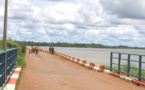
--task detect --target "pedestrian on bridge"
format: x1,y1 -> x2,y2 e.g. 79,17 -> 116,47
35,47 -> 39,54
49,46 -> 52,54
51,47 -> 55,54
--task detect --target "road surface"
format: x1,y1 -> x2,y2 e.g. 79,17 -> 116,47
17,50 -> 145,90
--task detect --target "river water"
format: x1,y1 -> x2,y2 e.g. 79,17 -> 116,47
39,46 -> 145,66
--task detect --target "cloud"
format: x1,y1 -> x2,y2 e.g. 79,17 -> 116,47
99,0 -> 145,19
43,2 -> 81,23
98,25 -> 144,46
0,0 -> 145,47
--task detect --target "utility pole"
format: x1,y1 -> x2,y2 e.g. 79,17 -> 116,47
3,0 -> 8,50
3,0 -> 8,84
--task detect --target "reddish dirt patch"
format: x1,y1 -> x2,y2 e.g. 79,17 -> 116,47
17,50 -> 145,90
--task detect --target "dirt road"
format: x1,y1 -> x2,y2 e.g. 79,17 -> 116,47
17,51 -> 145,90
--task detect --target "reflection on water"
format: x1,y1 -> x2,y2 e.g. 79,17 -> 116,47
40,46 -> 145,66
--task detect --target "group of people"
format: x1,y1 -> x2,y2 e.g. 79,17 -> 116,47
28,46 -> 54,54
49,46 -> 55,54
28,46 -> 39,54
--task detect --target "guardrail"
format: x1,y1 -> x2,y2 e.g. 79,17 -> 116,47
110,52 -> 145,81
0,48 -> 17,88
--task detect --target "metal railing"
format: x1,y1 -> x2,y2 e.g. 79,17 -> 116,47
110,52 -> 145,81
0,48 -> 17,88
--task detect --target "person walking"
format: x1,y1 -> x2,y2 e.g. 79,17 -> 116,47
35,46 -> 39,54
49,46 -> 52,54
51,47 -> 54,54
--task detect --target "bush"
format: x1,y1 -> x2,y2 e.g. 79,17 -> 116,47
0,40 -> 2,50
0,39 -> 26,68
16,54 -> 26,68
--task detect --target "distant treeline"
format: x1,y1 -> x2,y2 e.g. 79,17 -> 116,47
16,41 -> 145,49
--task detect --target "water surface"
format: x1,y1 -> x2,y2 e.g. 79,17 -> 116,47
40,46 -> 145,66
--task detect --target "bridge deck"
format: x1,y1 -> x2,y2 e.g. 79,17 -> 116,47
17,50 -> 145,90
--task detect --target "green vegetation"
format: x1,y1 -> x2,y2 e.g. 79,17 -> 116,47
104,65 -> 110,70
111,64 -> 145,80
0,39 -> 26,68
17,41 -> 145,49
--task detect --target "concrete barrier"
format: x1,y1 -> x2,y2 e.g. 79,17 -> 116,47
55,52 -> 105,71
3,67 -> 21,90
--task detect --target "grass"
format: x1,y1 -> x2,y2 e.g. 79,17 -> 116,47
104,65 -> 110,70
104,62 -> 145,81
110,64 -> 145,81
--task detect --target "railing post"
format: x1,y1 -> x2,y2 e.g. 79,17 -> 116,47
127,54 -> 130,77
110,52 -> 113,71
138,55 -> 142,81
4,51 -> 7,85
118,53 -> 121,74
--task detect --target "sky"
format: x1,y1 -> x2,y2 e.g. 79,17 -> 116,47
0,0 -> 145,47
